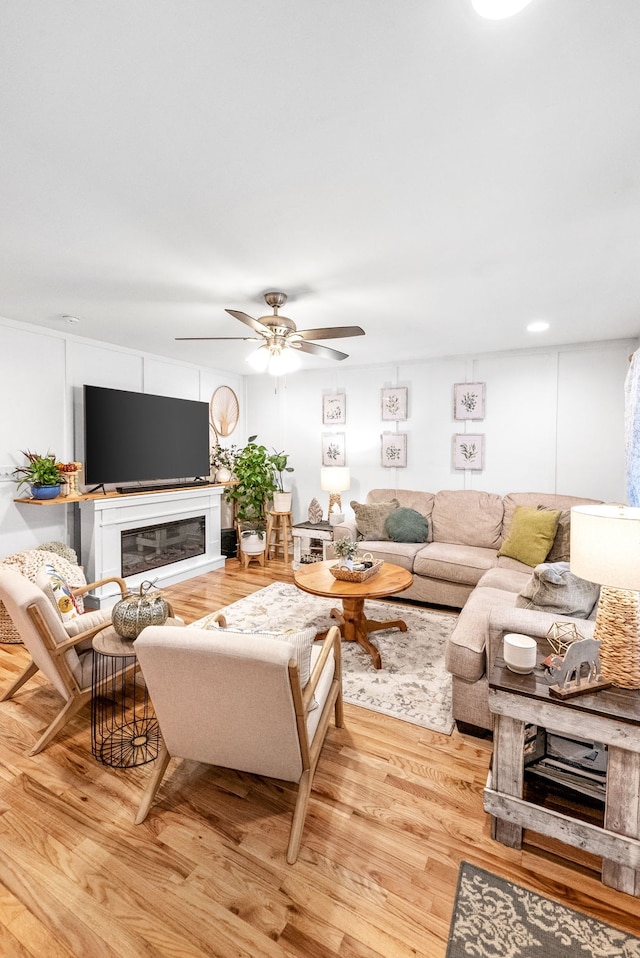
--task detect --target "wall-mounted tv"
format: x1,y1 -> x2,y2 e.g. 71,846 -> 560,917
83,385 -> 210,488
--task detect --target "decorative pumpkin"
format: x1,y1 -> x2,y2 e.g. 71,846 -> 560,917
112,580 -> 169,639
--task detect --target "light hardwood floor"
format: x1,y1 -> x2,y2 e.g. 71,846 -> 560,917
0,558 -> 638,956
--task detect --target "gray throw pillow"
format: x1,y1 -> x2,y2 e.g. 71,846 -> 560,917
515,562 -> 600,618
351,499 -> 399,540
385,507 -> 429,543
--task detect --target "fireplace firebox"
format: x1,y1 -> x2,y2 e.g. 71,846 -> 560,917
121,516 -> 206,577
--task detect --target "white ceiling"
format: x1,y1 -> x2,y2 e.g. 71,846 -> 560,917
1,0 -> 639,375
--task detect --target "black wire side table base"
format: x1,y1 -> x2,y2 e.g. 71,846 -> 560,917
91,624 -> 162,768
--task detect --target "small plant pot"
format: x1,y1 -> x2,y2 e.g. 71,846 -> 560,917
241,532 -> 266,555
273,492 -> 292,512
31,484 -> 61,500
215,467 -> 232,483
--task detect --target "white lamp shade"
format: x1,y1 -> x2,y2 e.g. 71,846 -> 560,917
570,505 -> 640,591
320,466 -> 350,493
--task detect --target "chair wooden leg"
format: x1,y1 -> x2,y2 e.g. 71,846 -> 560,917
135,743 -> 172,824
0,660 -> 38,701
287,768 -> 313,864
30,688 -> 92,755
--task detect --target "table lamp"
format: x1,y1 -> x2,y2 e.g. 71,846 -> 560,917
320,466 -> 350,523
570,504 -> 640,689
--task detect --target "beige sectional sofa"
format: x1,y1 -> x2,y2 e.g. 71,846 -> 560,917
334,488 -> 602,733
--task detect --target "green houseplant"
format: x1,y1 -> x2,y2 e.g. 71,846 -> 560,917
13,451 -> 67,500
224,436 -> 278,554
270,448 -> 294,512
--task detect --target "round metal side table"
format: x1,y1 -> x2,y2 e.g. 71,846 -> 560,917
91,620 -> 180,768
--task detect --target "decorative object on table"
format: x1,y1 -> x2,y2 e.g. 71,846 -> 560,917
332,535 -> 359,570
210,441 -> 238,483
446,861 -> 640,958
452,433 -> 485,470
12,450 -> 67,500
541,637 -> 612,698
330,556 -> 382,583
381,431 -> 407,467
270,447 -> 294,512
503,633 -> 537,674
320,465 -> 350,516
209,385 -> 239,437
111,580 -> 169,640
381,386 -> 408,421
322,392 -> 346,425
546,621 -> 585,656
453,381 -> 485,420
307,497 -> 323,523
58,461 -> 82,496
570,503 -> 640,689
190,581 -> 456,734
321,432 -> 346,467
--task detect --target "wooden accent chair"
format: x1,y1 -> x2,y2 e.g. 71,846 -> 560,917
0,567 -> 128,755
134,618 -> 344,863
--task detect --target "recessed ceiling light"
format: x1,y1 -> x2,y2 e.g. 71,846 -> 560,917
61,314 -> 80,325
471,0 -> 535,19
527,320 -> 550,333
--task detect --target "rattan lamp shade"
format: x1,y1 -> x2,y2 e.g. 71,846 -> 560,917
570,505 -> 640,689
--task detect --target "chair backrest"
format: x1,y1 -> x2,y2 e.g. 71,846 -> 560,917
135,625 -> 308,782
0,567 -> 84,699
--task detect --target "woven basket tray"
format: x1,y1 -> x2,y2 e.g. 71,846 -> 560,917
330,559 -> 383,583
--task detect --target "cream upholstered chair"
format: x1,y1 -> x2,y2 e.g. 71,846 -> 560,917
134,617 -> 344,864
0,566 -> 128,755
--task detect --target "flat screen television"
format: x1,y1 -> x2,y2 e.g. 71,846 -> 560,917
83,385 -> 210,488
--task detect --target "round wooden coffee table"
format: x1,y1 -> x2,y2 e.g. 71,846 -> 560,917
294,559 -> 413,669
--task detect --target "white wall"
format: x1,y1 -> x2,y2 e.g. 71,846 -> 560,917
246,339 -> 636,525
0,317 -> 245,558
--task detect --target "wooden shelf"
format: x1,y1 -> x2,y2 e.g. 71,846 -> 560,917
14,483 -> 230,506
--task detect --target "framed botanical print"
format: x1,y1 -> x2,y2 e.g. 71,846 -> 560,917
322,393 -> 346,425
454,382 -> 485,420
381,432 -> 407,467
453,433 -> 485,470
321,432 -> 346,467
381,386 -> 408,421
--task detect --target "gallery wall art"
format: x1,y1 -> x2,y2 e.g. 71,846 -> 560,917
453,433 -> 485,470
454,382 -> 485,420
381,386 -> 408,421
381,432 -> 407,467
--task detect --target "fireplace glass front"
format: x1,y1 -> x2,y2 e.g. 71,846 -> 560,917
121,516 -> 206,577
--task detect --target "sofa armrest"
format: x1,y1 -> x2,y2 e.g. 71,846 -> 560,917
485,608 -> 596,678
332,521 -> 357,541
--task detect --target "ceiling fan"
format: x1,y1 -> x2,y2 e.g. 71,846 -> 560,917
176,291 -> 365,373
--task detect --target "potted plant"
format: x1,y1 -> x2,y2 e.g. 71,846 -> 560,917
210,442 -> 238,483
224,436 -> 278,558
12,451 -> 67,500
333,536 -> 360,570
270,448 -> 294,512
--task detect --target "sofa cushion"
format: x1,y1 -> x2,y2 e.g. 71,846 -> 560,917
344,540 -> 424,572
515,562 -> 600,618
431,490 -> 503,548
385,507 -> 429,543
476,567 -> 532,594
497,506 -> 560,567
541,507 -> 571,562
413,542 -> 498,587
367,489 -> 435,542
501,492 -> 602,540
351,499 -> 399,540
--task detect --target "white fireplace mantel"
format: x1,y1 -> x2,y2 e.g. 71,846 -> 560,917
79,487 -> 225,607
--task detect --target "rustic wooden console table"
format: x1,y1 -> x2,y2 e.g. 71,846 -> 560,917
484,638 -> 640,897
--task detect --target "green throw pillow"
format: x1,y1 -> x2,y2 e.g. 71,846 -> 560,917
385,507 -> 429,543
498,505 -> 561,567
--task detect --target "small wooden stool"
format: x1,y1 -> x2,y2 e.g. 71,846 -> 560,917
266,510 -> 293,561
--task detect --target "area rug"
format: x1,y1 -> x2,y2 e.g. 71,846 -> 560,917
189,581 -> 456,734
446,862 -> 640,957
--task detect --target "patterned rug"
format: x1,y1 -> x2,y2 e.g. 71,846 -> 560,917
447,862 -> 640,957
190,581 -> 456,734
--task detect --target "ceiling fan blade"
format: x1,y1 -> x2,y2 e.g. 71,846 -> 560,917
225,308 -> 272,336
175,336 -> 261,341
297,325 -> 365,341
298,340 -> 349,361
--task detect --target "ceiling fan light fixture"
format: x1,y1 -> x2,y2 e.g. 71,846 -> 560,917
246,345 -> 271,372
471,0 -> 534,19
268,346 -> 301,376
